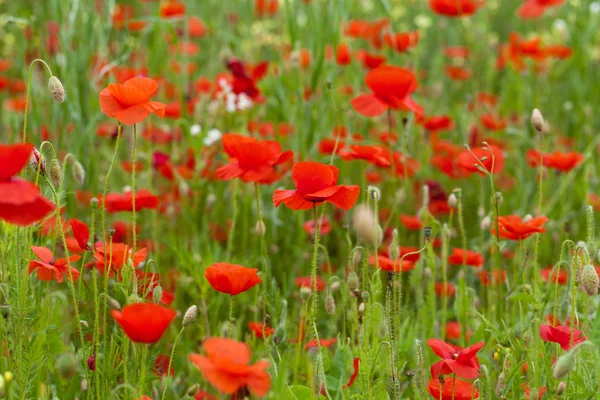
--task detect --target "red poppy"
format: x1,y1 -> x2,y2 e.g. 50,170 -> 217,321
343,358 -> 360,388
393,152 -> 420,178
372,252 -> 416,272
294,276 -> 326,292
399,214 -> 422,231
335,43 -> 352,65
0,143 -> 55,226
435,283 -> 456,297
427,377 -> 479,400
226,58 -> 268,102
189,337 -> 270,396
111,303 -> 176,343
445,65 -> 472,81
29,246 -> 81,283
480,114 -> 508,131
491,215 -> 548,241
354,50 -> 387,70
456,145 -> 504,176
304,338 -> 337,350
540,267 -> 568,285
445,321 -> 472,341
248,322 -> 274,339
383,31 -> 420,53
351,66 -> 422,117
429,0 -> 482,17
92,243 -> 147,275
216,134 -> 293,182
99,77 -> 166,125
104,189 -> 159,212
159,0 -> 186,18
478,270 -> 506,286
204,263 -> 262,296
153,354 -> 174,377
428,339 -> 484,379
421,115 -> 454,132
527,149 -> 584,172
273,162 -> 360,211
339,145 -> 391,167
522,384 -> 547,400
67,218 -> 91,253
255,0 -> 279,17
539,324 -> 586,350
517,0 -> 565,19
448,248 -> 484,267
303,216 -> 332,237
444,46 -> 469,59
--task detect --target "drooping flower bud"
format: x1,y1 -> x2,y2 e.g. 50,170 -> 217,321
531,108 -> 544,132
481,216 -> 492,230
183,305 -> 198,327
152,286 -> 163,304
48,158 -> 62,188
29,147 -> 46,175
556,381 -> 566,396
347,271 -> 360,291
495,372 -> 506,396
553,350 -> 576,379
56,353 -> 77,379
48,76 -> 65,103
325,295 -> 335,315
187,384 -> 200,397
353,204 -> 377,243
72,160 -> 85,186
580,264 -> 599,296
448,193 -> 457,209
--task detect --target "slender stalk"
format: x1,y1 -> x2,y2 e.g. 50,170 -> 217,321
228,295 -> 235,337
254,183 -> 270,292
533,128 -> 543,297
101,123 -> 122,239
131,123 -> 138,252
23,59 -> 54,143
161,327 -> 185,400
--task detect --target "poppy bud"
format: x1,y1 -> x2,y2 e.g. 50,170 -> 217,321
481,216 -> 491,230
352,249 -> 362,268
396,188 -> 406,204
496,372 -> 506,396
330,281 -> 340,292
255,220 -> 266,236
325,295 -> 335,315
358,302 -> 365,315
448,193 -> 457,209
81,378 -> 88,391
352,204 -> 377,243
103,294 -> 121,311
90,197 -> 99,208
273,325 -> 286,344
494,191 -> 502,204
580,264 -> 599,296
557,381 -> 566,395
422,184 -> 430,206
152,286 -> 163,304
312,369 -> 323,395
87,354 -> 96,371
71,160 -> 85,186
553,350 -> 576,379
48,158 -> 62,189
48,76 -> 65,103
361,291 -> 369,301
368,186 -> 381,201
386,377 -> 400,399
477,206 -> 485,218
29,147 -> 46,175
347,271 -> 360,291
531,108 -> 544,132
529,388 -> 539,400
187,384 -> 200,397
379,319 -> 388,337
523,214 -> 533,223
423,226 -> 432,240
206,193 -> 217,208
300,286 -> 312,300
423,267 -> 432,279
183,305 -> 198,327
56,353 -> 77,379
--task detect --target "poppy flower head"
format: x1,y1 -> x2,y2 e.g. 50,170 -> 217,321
111,303 -> 176,344
456,145 -> 505,176
492,214 -> 548,241
29,246 -> 81,283
428,339 -> 484,379
539,324 -> 586,350
99,77 -> 166,125
428,377 -> 479,400
429,0 -> 483,17
204,262 -> 262,296
448,248 -> 484,267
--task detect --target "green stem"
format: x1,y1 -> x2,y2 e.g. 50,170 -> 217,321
131,123 -> 138,252
23,59 -> 54,143
161,328 -> 185,400
101,123 -> 122,240
228,295 -> 235,337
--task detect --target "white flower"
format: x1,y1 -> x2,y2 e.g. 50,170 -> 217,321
203,129 -> 222,146
237,93 -> 253,110
225,94 -> 237,113
190,124 -> 202,137
218,78 -> 232,93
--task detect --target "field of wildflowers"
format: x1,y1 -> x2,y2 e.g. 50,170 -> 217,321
1,0 -> 600,399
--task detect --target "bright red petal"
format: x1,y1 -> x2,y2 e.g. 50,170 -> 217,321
351,94 -> 388,117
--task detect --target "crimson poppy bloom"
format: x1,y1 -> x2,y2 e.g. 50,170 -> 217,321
66,218 -> 91,253
104,189 -> 160,212
383,31 -> 420,53
399,214 -> 422,231
343,358 -> 360,388
368,254 -> 415,272
526,149 -> 584,172
294,276 -> 326,292
428,339 -> 484,379
335,43 -> 352,65
539,324 -> 586,350
153,354 -> 174,377
448,248 -> 484,267
456,145 -> 504,176
216,134 -> 293,182
517,0 -> 565,19
421,115 -> 454,132
491,215 -> 548,241
273,161 -> 360,211
304,338 -> 337,350
99,77 -> 166,125
354,50 -> 387,70
189,337 -> 270,396
339,145 -> 391,167
351,66 -> 422,117
92,243 -> 147,275
429,0 -> 482,17
0,143 -> 54,226
428,377 -> 479,400
444,322 -> 472,341
159,0 -> 186,18
478,270 -> 506,286
435,283 -> 456,297
303,216 -> 332,237
445,65 -> 472,81
205,263 -> 262,296
540,268 -> 568,285
248,322 -> 274,339
29,246 -> 81,283
111,303 -> 176,343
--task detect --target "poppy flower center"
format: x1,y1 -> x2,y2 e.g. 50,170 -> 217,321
452,352 -> 459,360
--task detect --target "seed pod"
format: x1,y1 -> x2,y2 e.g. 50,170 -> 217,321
347,271 -> 359,291
152,286 -> 163,304
580,264 -> 599,295
448,193 -> 458,209
48,158 -> 62,188
531,108 -> 544,132
56,353 -> 77,379
183,305 -> 198,327
72,160 -> 85,185
553,350 -> 576,379
368,186 -> 381,201
48,76 -> 65,103
325,295 -> 335,315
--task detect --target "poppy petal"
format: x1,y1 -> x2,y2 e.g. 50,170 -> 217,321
291,161 -> 338,195
324,185 -> 360,210
0,143 -> 34,180
351,94 -> 388,117
273,190 -> 314,210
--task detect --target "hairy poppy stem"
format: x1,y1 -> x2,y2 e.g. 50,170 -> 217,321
254,182 -> 270,291
101,123 -> 122,241
131,123 -> 138,252
22,59 -> 54,143
533,128 -> 543,298
456,190 -> 468,347
228,295 -> 235,337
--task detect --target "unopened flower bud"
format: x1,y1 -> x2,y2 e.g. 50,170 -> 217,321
48,158 -> 62,188
48,76 -> 65,103
187,384 -> 200,397
72,160 -> 85,185
531,108 -> 544,132
368,186 -> 381,201
523,329 -> 533,347
396,188 -> 406,204
352,250 -> 362,268
422,184 -> 430,206
273,325 -> 286,344
103,295 -> 121,311
361,291 -> 369,301
56,353 -> 77,379
312,370 -> 323,395
347,271 -> 359,291
556,381 -> 566,395
152,286 -> 163,304
255,220 -> 266,236
580,264 -> 599,296
300,286 -> 312,300
330,281 -> 340,292
29,147 -> 46,175
81,378 -> 88,391
387,377 -> 400,399
523,214 -> 533,223
353,204 -> 377,243
495,372 -> 506,396
183,305 -> 198,327
358,302 -> 365,315
325,295 -> 335,315
448,193 -> 457,209
90,197 -> 99,208
477,206 -> 485,218
481,216 -> 492,230
553,350 -> 576,379
529,388 -> 539,400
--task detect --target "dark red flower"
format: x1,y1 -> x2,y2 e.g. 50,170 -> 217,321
111,303 -> 176,343
399,214 -> 422,231
303,216 -> 332,237
343,358 -> 360,388
273,161 -> 360,211
104,189 -> 159,212
540,267 -> 568,285
428,339 -> 484,379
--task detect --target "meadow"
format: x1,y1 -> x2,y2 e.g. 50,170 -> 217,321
1,0 -> 600,399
